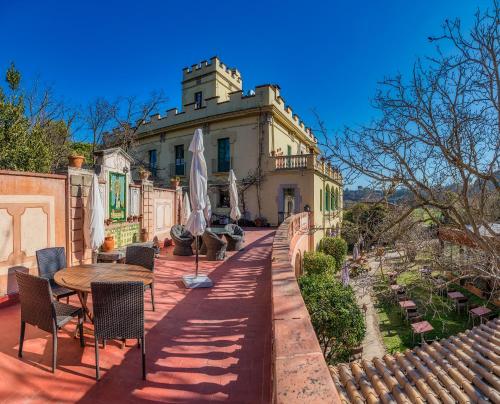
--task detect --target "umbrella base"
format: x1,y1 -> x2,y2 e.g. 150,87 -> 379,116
182,274 -> 213,288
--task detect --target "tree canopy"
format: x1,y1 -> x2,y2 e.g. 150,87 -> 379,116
0,63 -> 90,173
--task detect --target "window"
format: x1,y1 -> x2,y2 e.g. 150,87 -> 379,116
325,185 -> 330,211
219,188 -> 230,208
194,91 -> 202,109
331,189 -> 335,211
286,145 -> 292,168
217,138 -> 230,172
174,145 -> 185,176
148,149 -> 157,176
320,189 -> 323,211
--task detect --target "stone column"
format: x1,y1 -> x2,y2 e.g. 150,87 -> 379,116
141,180 -> 154,241
68,168 -> 94,265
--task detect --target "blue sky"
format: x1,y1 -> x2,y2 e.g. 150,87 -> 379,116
0,1 -> 490,146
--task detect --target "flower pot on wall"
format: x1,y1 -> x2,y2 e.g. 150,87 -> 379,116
68,155 -> 85,169
141,228 -> 149,242
102,236 -> 115,252
139,170 -> 150,181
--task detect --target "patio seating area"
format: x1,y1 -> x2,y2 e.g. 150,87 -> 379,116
0,228 -> 273,403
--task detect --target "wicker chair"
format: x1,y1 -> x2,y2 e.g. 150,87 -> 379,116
125,246 -> 155,311
91,281 -> 145,380
202,230 -> 227,261
224,224 -> 245,251
16,271 -> 84,373
36,247 -> 76,303
170,225 -> 194,256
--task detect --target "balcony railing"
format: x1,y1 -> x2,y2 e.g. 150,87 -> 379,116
272,154 -> 342,182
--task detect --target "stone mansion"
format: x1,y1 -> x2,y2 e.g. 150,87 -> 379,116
113,57 -> 342,246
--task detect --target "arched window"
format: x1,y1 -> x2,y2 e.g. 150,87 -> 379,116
325,185 -> 330,211
336,188 -> 340,210
320,189 -> 323,211
331,187 -> 335,211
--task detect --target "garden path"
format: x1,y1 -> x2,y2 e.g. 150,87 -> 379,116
350,255 -> 386,360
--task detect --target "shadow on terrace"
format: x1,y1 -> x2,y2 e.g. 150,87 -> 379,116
0,228 -> 274,403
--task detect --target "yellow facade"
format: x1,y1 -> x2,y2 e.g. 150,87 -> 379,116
130,57 -> 342,243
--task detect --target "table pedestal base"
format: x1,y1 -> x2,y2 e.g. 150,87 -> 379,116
182,275 -> 213,288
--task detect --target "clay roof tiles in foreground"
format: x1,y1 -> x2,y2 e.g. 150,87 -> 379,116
331,318 -> 500,403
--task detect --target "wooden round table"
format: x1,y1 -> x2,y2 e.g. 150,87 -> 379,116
54,263 -> 154,322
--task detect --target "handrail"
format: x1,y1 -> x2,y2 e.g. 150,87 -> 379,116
270,212 -> 341,403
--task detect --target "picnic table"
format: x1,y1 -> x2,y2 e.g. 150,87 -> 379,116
412,320 -> 434,343
448,291 -> 465,300
399,300 -> 416,310
470,306 -> 492,325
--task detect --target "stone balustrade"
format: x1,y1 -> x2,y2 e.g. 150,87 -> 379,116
271,212 -> 341,403
272,154 -> 342,183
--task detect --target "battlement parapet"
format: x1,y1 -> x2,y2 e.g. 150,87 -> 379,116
107,83 -> 316,146
182,56 -> 242,84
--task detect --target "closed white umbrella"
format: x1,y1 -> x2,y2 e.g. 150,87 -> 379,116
182,192 -> 191,225
84,174 -> 105,263
204,194 -> 212,225
228,169 -> 241,223
183,128 -> 212,288
353,243 -> 360,261
341,262 -> 350,287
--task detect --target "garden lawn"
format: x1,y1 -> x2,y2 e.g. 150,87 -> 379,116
374,269 -> 498,353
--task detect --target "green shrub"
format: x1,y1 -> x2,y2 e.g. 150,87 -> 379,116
318,237 -> 348,271
303,251 -> 335,276
299,274 -> 366,364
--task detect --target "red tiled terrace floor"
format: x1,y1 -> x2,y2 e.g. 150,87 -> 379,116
0,228 -> 274,403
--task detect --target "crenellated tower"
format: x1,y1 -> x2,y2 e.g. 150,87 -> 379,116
181,56 -> 242,108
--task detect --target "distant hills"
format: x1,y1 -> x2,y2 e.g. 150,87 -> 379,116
343,186 -> 412,207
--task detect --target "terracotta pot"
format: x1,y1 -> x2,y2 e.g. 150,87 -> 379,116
139,171 -> 150,180
141,229 -> 149,242
102,236 -> 115,252
170,179 -> 180,189
68,155 -> 85,169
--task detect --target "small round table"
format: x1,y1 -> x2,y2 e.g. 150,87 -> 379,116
54,263 -> 154,322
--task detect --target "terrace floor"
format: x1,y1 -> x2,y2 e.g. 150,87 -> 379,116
0,228 -> 274,403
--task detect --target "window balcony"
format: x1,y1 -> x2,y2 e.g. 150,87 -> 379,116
272,154 -> 342,182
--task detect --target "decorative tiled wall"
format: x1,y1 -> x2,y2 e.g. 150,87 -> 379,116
106,223 -> 141,248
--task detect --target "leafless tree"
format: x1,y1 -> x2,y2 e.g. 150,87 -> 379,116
23,76 -> 79,169
103,91 -> 168,153
319,2 -> 500,281
84,97 -> 116,161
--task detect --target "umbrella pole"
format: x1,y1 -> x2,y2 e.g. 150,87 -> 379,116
195,236 -> 199,278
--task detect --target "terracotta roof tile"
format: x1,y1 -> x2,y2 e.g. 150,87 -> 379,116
333,319 -> 500,403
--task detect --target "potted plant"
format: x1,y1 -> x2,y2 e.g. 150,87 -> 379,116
170,176 -> 181,189
102,234 -> 115,252
68,151 -> 85,169
138,166 -> 150,181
